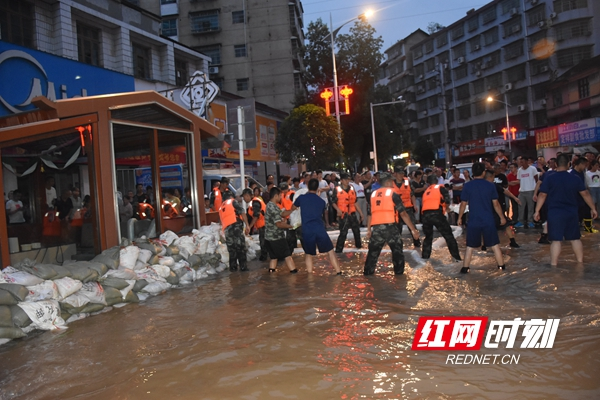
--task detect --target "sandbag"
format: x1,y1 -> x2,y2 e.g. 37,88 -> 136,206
166,245 -> 180,256
132,279 -> 148,292
66,313 -> 89,323
63,264 -> 95,282
78,282 -> 106,305
159,230 -> 178,246
51,265 -> 72,279
187,255 -> 202,269
135,268 -> 166,283
25,281 -> 59,302
119,246 -> 140,269
1,267 -> 44,286
119,280 -> 135,299
102,287 -> 123,306
136,241 -> 160,255
92,254 -> 119,270
60,302 -> 86,315
79,303 -> 105,314
124,290 -> 139,303
17,300 -> 67,330
165,271 -> 179,286
171,254 -> 184,263
9,305 -> 32,327
141,281 -> 171,295
150,265 -> 172,278
148,255 -> 160,265
173,236 -> 197,257
100,277 -> 130,290
157,257 -> 175,267
54,277 -> 83,300
20,263 -> 58,280
0,326 -> 26,339
104,268 -> 137,280
0,306 -> 14,327
0,289 -> 18,306
178,267 -> 195,284
137,249 -> 152,264
61,293 -> 91,308
83,262 -> 108,277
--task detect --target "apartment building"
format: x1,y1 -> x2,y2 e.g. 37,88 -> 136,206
136,0 -> 306,112
408,0 -> 600,159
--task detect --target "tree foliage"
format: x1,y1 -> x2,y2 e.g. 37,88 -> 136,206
303,19 -> 333,91
275,104 -> 342,170
412,136 -> 436,165
427,22 -> 446,34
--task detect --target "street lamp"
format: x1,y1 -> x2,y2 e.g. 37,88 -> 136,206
487,94 -> 513,158
370,98 -> 405,171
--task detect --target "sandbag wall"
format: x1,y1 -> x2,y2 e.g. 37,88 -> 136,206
0,223 -> 262,344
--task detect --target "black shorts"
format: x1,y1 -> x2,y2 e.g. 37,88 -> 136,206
265,238 -> 292,260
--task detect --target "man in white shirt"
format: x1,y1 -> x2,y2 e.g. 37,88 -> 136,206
586,160 -> 600,215
6,190 -> 25,224
515,157 -> 539,228
351,173 -> 367,227
316,170 -> 331,228
45,176 -> 57,208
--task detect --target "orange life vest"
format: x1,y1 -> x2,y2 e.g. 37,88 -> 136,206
370,188 -> 397,226
336,185 -> 357,214
212,188 -> 222,212
138,203 -> 155,220
70,208 -> 84,227
162,199 -> 179,218
394,178 -> 413,208
219,199 -> 239,229
422,184 -> 444,212
280,190 -> 294,211
248,196 -> 266,229
42,210 -> 62,236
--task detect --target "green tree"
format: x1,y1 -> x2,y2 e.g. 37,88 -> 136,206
427,22 -> 446,34
412,136 -> 436,165
303,19 -> 333,91
275,104 -> 342,170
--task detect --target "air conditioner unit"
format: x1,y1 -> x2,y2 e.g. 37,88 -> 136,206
208,66 -> 219,74
422,110 -> 428,116
504,83 -> 513,91
476,70 -> 482,77
457,57 -> 465,64
540,66 -> 549,73
531,0 -> 539,4
541,99 -> 547,105
550,12 -> 557,19
538,21 -> 545,28
474,44 -> 481,51
418,74 -> 424,80
510,8 -> 519,16
518,104 -> 527,112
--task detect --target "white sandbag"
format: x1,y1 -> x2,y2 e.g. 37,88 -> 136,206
1,267 -> 44,286
217,244 -> 229,265
174,236 -> 197,257
77,282 -> 106,305
179,268 -> 196,284
196,237 -> 210,254
135,268 -> 166,283
247,248 -> 256,261
25,280 -> 59,302
141,281 -> 171,295
66,313 -> 89,323
206,236 -> 218,254
54,277 -> 83,300
17,300 -> 67,331
206,267 -> 217,275
120,280 -> 136,299
62,292 -> 91,308
150,265 -> 171,279
172,260 -> 190,272
196,271 -> 209,279
158,256 -> 175,267
216,264 -> 227,273
133,260 -> 147,271
137,249 -> 153,264
119,246 -> 140,269
137,292 -> 150,302
289,209 -> 302,229
159,230 -> 178,246
104,268 -> 137,281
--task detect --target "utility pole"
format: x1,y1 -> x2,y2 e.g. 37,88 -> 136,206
439,63 -> 452,167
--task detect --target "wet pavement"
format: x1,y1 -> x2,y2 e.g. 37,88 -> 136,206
1,228 -> 599,399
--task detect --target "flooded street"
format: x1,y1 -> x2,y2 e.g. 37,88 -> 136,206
1,229 -> 600,399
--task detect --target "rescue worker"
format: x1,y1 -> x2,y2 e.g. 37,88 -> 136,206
332,172 -> 364,252
420,174 -> 462,261
242,188 -> 268,261
393,166 -> 421,247
219,191 -> 250,271
278,182 -> 298,254
364,172 -> 420,275
210,177 -> 230,212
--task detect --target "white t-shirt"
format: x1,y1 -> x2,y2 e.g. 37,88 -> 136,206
586,170 -> 600,188
350,182 -> 366,198
45,186 -> 57,207
517,166 -> 538,192
318,179 -> 329,204
6,200 -> 25,223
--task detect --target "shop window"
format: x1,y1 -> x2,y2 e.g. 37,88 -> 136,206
77,23 -> 102,67
0,0 -> 35,48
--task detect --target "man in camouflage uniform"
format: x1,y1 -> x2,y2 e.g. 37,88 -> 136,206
393,166 -> 421,247
420,174 -> 462,261
332,172 -> 364,252
242,188 -> 268,261
220,191 -> 250,271
364,172 -> 420,275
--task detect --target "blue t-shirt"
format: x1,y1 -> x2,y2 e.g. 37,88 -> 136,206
294,192 -> 326,229
540,170 -> 585,211
461,178 -> 498,227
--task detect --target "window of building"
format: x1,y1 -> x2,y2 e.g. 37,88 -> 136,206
132,43 -> 151,79
508,88 -> 528,105
294,73 -> 303,92
503,19 -> 522,37
430,114 -> 440,126
469,36 -> 481,52
451,24 -> 464,40
425,41 -> 434,54
456,84 -> 470,100
438,51 -> 450,64
417,99 -> 428,112
468,17 -> 479,32
429,95 -> 439,108
175,59 -> 187,86
526,6 -> 546,26
530,59 -> 550,75
501,0 -> 519,14
556,45 -> 592,68
553,0 -> 587,13
232,10 -> 245,24
415,64 -> 425,78
453,43 -> 466,59
162,17 -> 177,37
474,100 -> 486,116
506,63 -> 526,81
413,47 -> 423,60
473,79 -> 485,94
419,118 -> 429,130
161,0 -> 176,4
426,77 -> 437,91
458,104 -> 471,120
556,19 -> 592,41
578,77 -> 590,99
234,44 -> 247,57
483,27 -> 499,46
528,30 -> 547,50
504,40 -> 524,60
533,84 -> 546,100
552,91 -> 563,107
454,65 -> 468,80
474,123 -> 487,138
77,23 -> 102,67
486,73 -> 503,90
534,110 -> 547,127
0,0 -> 35,48
425,58 -> 436,72
191,10 -> 220,33
237,78 -> 249,91
197,45 -> 221,65
482,7 -> 497,25
436,33 -> 448,47
212,77 -> 224,90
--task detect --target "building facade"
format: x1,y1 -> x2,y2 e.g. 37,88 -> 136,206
407,0 -> 600,160
137,0 -> 307,112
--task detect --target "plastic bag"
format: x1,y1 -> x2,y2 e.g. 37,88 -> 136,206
141,281 -> 171,295
150,265 -> 171,278
137,249 -> 153,264
119,246 -> 140,269
217,244 -> 229,265
135,268 -> 166,283
1,267 -> 44,286
17,300 -> 67,330
104,268 -> 137,280
54,277 -> 83,300
61,292 -> 91,308
158,256 -> 175,267
173,236 -> 197,257
159,230 -> 178,246
119,280 -> 136,299
25,281 -> 59,302
78,282 -> 107,305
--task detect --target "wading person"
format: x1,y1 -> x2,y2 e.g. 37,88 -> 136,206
534,154 -> 598,266
242,189 -> 268,261
333,173 -> 364,252
264,187 -> 298,273
285,179 -> 341,275
364,173 -> 420,276
219,191 -> 250,271
393,166 -> 421,247
457,162 -> 507,273
278,182 -> 299,254
420,175 -> 461,261
485,169 -> 520,249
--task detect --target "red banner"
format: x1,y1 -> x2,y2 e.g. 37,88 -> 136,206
457,139 -> 486,157
116,151 -> 186,166
535,126 -> 559,149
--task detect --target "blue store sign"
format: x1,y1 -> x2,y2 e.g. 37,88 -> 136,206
0,42 -> 134,116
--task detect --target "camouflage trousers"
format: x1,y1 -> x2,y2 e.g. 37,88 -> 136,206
257,227 -> 267,261
225,222 -> 247,270
421,210 -> 461,260
364,224 -> 405,275
335,213 -> 362,252
396,207 -> 416,232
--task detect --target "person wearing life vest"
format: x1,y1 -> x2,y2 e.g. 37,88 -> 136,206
364,172 -> 420,276
421,174 -> 462,261
242,188 -> 268,261
219,191 -> 250,271
138,201 -> 155,220
210,177 -> 230,212
161,198 -> 179,218
277,183 -> 299,254
332,172 -> 364,253
393,166 -> 421,248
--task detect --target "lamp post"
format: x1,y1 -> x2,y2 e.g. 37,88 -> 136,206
370,99 -> 405,171
487,94 -> 513,158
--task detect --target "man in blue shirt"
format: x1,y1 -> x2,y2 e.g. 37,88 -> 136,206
457,162 -> 507,273
534,154 -> 598,266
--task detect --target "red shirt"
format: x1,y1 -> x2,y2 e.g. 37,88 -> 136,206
507,172 -> 520,197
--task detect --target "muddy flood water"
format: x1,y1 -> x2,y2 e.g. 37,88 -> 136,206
1,229 -> 600,400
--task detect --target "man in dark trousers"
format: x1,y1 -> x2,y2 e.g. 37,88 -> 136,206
420,174 -> 461,261
242,188 -> 268,261
364,173 -> 420,276
332,173 -> 364,252
219,191 -> 250,271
